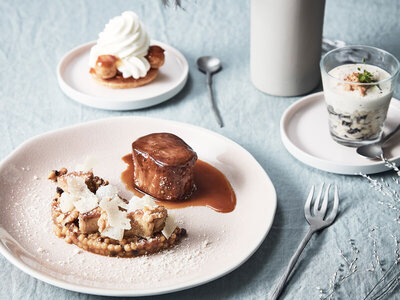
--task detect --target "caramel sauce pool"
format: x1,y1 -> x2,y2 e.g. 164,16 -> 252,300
121,154 -> 236,213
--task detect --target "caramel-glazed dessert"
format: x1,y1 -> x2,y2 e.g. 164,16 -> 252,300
132,133 -> 198,201
48,168 -> 186,257
89,11 -> 165,89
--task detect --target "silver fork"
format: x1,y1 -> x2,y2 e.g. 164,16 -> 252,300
270,184 -> 340,300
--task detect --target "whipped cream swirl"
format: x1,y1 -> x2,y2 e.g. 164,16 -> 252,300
89,11 -> 151,79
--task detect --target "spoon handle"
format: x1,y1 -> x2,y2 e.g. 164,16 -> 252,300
206,72 -> 223,128
382,124 -> 400,145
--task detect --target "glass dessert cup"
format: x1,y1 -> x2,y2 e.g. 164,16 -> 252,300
320,45 -> 400,147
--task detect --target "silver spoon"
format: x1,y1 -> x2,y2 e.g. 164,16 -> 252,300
356,124 -> 400,159
197,56 -> 223,127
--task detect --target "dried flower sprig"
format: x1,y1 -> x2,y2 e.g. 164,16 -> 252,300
317,161 -> 400,299
318,240 -> 359,299
360,173 -> 400,223
363,234 -> 400,300
360,161 -> 400,298
368,227 -> 385,273
393,235 -> 400,263
364,264 -> 400,299
382,155 -> 400,176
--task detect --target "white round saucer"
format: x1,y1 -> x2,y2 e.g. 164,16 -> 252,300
280,92 -> 400,175
57,40 -> 188,111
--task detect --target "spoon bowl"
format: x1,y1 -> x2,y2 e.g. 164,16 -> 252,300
197,56 -> 222,74
356,124 -> 400,159
356,142 -> 384,159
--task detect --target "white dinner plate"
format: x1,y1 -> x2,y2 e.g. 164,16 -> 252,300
57,41 -> 188,110
280,92 -> 400,175
0,117 -> 276,296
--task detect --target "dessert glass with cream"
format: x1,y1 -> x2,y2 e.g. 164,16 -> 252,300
320,46 -> 399,147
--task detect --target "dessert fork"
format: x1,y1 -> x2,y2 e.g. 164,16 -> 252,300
270,184 -> 340,300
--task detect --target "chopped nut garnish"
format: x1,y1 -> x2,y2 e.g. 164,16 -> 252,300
343,72 -> 369,96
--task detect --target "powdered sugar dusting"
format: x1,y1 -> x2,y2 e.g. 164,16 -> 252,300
0,165 -> 238,290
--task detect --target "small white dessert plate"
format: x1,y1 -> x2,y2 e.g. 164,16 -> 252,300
57,40 -> 188,110
0,117 -> 276,296
281,92 -> 400,175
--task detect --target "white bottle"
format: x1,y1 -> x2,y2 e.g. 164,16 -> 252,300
250,0 -> 326,96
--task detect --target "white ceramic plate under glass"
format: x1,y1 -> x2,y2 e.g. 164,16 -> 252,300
57,41 -> 188,111
0,117 -> 276,296
280,92 -> 400,175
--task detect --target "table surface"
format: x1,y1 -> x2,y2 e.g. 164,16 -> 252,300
1,0 -> 400,299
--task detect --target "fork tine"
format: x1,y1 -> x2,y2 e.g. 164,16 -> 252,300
313,183 -> 324,216
320,184 -> 331,218
325,185 -> 340,224
304,185 -> 314,221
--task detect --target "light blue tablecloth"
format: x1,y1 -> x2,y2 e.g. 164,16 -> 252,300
1,0 -> 400,299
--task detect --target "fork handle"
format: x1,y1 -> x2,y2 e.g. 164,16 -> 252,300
270,228 -> 315,300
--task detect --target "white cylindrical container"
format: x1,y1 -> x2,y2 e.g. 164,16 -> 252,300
250,0 -> 326,96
